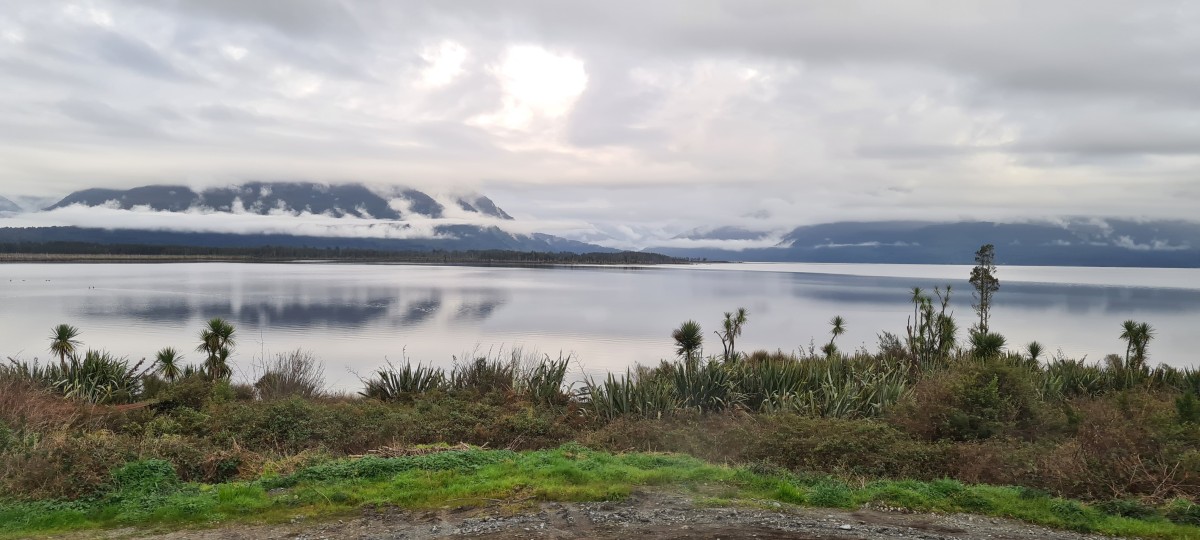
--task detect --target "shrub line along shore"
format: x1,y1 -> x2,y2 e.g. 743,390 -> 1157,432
0,243 -> 695,265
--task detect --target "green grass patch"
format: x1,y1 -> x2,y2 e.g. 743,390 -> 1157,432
1,446 -> 1198,539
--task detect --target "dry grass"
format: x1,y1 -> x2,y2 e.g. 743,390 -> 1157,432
0,376 -> 86,432
254,349 -> 326,400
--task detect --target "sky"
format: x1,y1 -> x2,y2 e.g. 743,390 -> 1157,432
2,1 -> 1199,248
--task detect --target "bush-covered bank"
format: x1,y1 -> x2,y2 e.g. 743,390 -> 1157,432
3,354 -> 1199,524
3,445 -> 1199,540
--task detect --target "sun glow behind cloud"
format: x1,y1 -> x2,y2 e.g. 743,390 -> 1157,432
2,0 -> 1199,246
418,40 -> 467,88
473,45 -> 588,131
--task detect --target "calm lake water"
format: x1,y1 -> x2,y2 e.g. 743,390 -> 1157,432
2,262 -> 1198,390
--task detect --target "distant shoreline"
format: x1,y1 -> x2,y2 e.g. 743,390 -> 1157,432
0,252 -> 698,267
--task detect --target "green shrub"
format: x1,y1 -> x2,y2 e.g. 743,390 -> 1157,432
0,422 -> 13,453
9,351 -> 149,405
268,449 -> 517,488
808,480 -> 853,508
949,489 -> 993,512
1036,391 -> 1195,500
1176,392 -> 1199,424
519,355 -> 571,406
0,430 -> 133,499
747,415 -> 950,479
149,375 -> 214,411
1095,498 -> 1159,520
670,358 -> 740,413
255,349 -> 325,400
583,370 -> 678,420
215,398 -> 333,453
892,359 -> 1049,441
109,459 -> 180,499
1165,498 -> 1200,525
361,361 -> 445,401
451,357 -> 515,394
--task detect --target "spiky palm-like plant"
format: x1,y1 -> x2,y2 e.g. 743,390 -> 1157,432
715,307 -> 749,362
1132,322 -> 1154,368
48,324 -> 81,365
155,347 -> 183,382
1026,341 -> 1044,364
1119,320 -> 1154,372
1120,319 -> 1138,367
823,315 -> 846,358
970,331 -> 1007,359
197,317 -> 236,380
672,320 -> 704,362
909,287 -> 924,329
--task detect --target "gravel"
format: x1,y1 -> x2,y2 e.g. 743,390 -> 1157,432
68,490 -> 1126,540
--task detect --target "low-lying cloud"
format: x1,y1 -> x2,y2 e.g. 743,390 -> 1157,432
0,204 -> 602,243
2,1 -> 1199,241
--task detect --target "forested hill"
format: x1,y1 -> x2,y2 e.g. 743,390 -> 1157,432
0,226 -> 614,255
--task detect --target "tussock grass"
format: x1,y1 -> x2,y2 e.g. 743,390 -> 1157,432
3,351 -> 149,405
254,349 -> 326,400
360,349 -> 573,404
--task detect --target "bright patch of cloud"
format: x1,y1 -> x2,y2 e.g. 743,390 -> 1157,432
270,66 -> 322,98
418,40 -> 467,88
474,45 -> 588,130
1112,236 -> 1190,251
815,242 -> 918,249
222,45 -> 247,61
63,3 -> 113,28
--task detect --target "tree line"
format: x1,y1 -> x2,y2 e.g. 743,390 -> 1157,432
0,241 -> 683,265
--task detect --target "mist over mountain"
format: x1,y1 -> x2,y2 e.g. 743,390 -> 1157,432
0,196 -> 20,214
6,182 -> 1200,266
44,182 -> 513,220
0,182 -> 601,254
674,226 -> 772,242
650,219 -> 1200,268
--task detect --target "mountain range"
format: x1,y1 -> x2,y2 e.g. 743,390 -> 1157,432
0,196 -> 20,214
653,220 -> 1200,267
3,182 -> 1200,266
1,182 -> 606,253
43,182 -> 513,220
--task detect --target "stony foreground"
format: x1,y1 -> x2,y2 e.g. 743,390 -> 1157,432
68,491 -> 1120,540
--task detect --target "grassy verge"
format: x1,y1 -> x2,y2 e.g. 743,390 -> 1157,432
2,445 -> 1197,539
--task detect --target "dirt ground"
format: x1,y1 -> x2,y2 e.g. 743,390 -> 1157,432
66,490 -> 1121,540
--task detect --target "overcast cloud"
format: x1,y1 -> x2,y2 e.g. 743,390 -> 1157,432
1,0 -> 1198,247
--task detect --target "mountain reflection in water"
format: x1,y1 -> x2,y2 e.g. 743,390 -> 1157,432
1,262 -> 1197,390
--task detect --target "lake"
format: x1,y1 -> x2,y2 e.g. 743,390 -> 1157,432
2,262 -> 1198,390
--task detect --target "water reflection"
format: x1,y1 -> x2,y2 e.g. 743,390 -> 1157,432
398,296 -> 442,326
77,288 -> 509,329
783,272 -> 1200,315
454,299 -> 504,322
1,262 -> 1198,390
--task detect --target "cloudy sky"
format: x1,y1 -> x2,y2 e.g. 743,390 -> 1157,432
2,1 -> 1199,247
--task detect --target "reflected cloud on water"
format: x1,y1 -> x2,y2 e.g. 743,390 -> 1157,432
780,273 -> 1200,315
5,263 -> 1199,378
78,287 -> 510,329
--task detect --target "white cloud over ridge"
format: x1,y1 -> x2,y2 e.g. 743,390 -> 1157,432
2,204 -> 601,243
0,0 -> 1198,247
